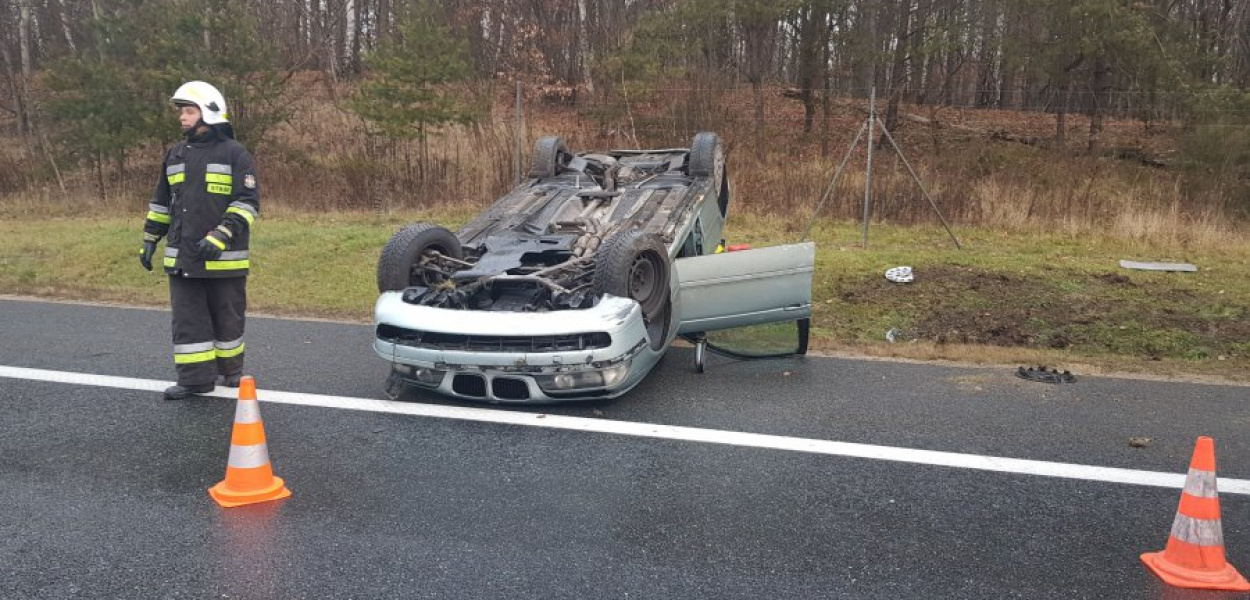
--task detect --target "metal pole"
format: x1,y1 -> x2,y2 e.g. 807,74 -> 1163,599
876,119 -> 962,250
800,120 -> 868,242
861,86 -> 876,248
515,80 -> 523,185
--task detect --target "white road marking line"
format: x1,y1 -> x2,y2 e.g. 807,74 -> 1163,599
3,365 -> 1247,496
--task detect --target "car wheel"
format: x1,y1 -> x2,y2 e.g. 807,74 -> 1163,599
595,229 -> 671,351
377,222 -> 464,292
529,136 -> 570,179
688,132 -> 722,177
688,132 -> 729,217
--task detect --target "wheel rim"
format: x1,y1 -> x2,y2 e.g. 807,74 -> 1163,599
629,252 -> 666,321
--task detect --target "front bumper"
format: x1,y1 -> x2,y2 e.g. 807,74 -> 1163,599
373,292 -> 656,403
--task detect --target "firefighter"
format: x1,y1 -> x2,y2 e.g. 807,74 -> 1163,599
139,81 -> 260,400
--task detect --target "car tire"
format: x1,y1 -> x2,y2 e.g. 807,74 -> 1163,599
594,229 -> 672,350
688,132 -> 722,177
377,223 -> 464,292
688,132 -> 729,217
529,136 -> 570,179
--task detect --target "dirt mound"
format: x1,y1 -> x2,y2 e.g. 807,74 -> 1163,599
837,265 -> 1249,360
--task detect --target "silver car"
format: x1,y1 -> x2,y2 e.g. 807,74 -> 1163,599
373,133 -> 814,403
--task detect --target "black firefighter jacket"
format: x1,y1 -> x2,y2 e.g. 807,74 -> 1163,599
143,129 -> 260,278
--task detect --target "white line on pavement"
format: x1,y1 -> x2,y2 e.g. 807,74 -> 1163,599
3,365 -> 1247,496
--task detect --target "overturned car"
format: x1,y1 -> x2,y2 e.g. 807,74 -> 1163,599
373,132 -> 814,403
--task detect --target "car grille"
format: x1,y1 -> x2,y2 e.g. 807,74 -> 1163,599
491,378 -> 530,400
377,325 -> 611,353
452,374 -> 487,398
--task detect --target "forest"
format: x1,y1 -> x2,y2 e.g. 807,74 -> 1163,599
1,0 -> 1248,228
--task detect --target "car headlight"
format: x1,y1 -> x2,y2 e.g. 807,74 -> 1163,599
535,362 -> 631,391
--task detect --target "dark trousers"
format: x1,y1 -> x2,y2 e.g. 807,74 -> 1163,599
169,276 -> 247,386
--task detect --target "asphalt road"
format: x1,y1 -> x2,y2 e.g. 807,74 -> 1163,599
2,297 -> 1248,599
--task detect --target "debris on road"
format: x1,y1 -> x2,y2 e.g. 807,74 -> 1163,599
1128,437 -> 1152,448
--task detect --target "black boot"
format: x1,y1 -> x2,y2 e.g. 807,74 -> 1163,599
220,374 -> 242,388
164,383 -> 215,400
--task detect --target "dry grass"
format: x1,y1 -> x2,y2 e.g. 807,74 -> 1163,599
1,80 -> 1245,245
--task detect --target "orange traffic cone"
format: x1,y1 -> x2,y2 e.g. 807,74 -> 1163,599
208,376 -> 292,508
1141,436 -> 1250,591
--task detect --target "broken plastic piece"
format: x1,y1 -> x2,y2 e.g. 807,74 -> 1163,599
885,266 -> 914,283
1015,365 -> 1076,384
1119,260 -> 1197,272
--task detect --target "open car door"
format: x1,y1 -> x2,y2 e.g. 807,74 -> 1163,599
674,242 -> 814,334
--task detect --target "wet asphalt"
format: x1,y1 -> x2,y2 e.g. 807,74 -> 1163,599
1,297 -> 1248,599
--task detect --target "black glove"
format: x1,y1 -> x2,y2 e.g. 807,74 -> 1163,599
197,237 -> 224,260
198,226 -> 232,260
139,240 -> 157,271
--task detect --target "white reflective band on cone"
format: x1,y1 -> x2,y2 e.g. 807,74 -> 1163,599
1171,513 -> 1225,546
1183,468 -> 1219,498
227,443 -> 271,469
234,399 -> 261,424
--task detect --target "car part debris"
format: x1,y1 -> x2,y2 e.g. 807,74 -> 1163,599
886,328 -> 917,343
1015,365 -> 1076,384
1119,260 -> 1197,272
885,266 -> 914,283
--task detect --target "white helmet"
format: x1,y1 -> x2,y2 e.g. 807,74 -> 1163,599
170,81 -> 229,125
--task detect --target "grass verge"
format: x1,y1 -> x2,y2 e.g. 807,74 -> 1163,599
2,211 -> 1247,383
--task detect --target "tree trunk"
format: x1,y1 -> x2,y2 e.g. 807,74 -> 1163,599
577,0 -> 594,98
858,2 -> 878,97
379,0 -> 392,45
797,5 -> 825,134
1055,84 -> 1070,147
975,0 -> 998,108
18,4 -> 32,77
56,0 -> 77,52
1087,55 -> 1111,155
15,4 -> 34,136
997,6 -> 1017,109
885,0 -> 912,132
310,0 -> 323,70
753,80 -> 765,161
335,0 -> 348,75
942,39 -> 959,105
350,0 -> 362,73
0,41 -> 28,136
908,0 -> 929,103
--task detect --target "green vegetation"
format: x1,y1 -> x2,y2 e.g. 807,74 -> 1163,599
345,2 -> 481,142
2,212 -> 1246,382
43,0 -> 287,169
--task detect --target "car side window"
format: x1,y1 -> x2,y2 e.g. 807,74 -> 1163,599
678,218 -> 704,258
